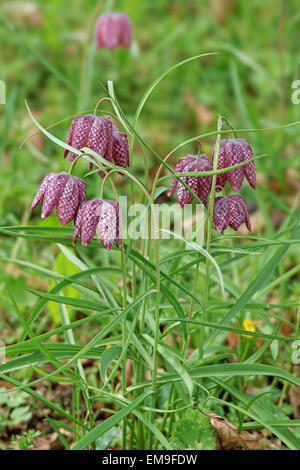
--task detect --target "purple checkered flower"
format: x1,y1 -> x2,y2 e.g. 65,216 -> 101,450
213,195 -> 251,234
212,138 -> 256,192
64,115 -> 129,177
72,199 -> 121,250
64,114 -> 112,163
30,172 -> 86,226
168,154 -> 213,207
94,13 -> 132,50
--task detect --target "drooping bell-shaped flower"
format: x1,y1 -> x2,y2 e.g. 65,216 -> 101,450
72,198 -> 121,250
212,138 -> 256,192
64,114 -> 113,163
213,195 -> 251,234
168,154 -> 213,207
94,13 -> 132,50
64,115 -> 129,177
30,172 -> 86,226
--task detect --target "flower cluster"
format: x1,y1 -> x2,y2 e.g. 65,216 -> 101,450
94,13 -> 132,50
168,136 -> 256,234
30,172 -> 121,250
64,114 -> 129,177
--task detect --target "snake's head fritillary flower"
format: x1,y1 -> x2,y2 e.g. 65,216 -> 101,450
168,154 -> 213,207
212,138 -> 256,192
30,172 -> 86,226
64,114 -> 112,164
64,115 -> 129,177
72,199 -> 121,250
213,195 -> 251,234
94,13 -> 132,50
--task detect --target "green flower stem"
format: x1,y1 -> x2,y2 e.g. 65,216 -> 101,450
120,241 -> 128,449
77,1 -> 102,111
184,223 -> 208,357
100,168 -> 160,450
199,116 -> 223,359
106,0 -> 115,12
100,176 -> 129,449
93,97 -> 113,116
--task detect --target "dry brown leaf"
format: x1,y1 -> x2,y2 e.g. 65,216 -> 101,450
32,436 -> 51,450
226,330 -> 238,349
207,412 -> 260,450
126,358 -> 133,386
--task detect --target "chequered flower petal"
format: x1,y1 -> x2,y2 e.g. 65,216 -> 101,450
30,173 -> 56,212
108,201 -> 121,249
225,140 -> 244,191
56,176 -> 80,226
112,126 -> 130,168
167,155 -> 195,198
237,138 -> 256,189
78,199 -> 103,246
41,173 -> 69,219
228,195 -> 251,231
64,116 -> 80,159
96,118 -> 113,178
69,114 -> 95,161
85,117 -> 110,175
212,141 -> 227,191
97,201 -> 118,250
72,202 -> 86,246
194,154 -> 213,206
87,117 -> 108,157
177,171 -> 198,207
103,118 -> 113,163
213,197 -> 230,234
73,177 -> 86,205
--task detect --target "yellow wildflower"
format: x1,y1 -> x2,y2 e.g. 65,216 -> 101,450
242,319 -> 255,339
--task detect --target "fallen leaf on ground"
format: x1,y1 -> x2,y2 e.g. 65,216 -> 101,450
207,412 -> 260,450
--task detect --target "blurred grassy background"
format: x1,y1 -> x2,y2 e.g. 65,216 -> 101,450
0,0 -> 300,334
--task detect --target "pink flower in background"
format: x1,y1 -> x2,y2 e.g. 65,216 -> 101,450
212,138 -> 256,192
72,198 -> 121,250
213,195 -> 251,234
168,154 -> 213,207
94,13 -> 132,50
30,172 -> 86,226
